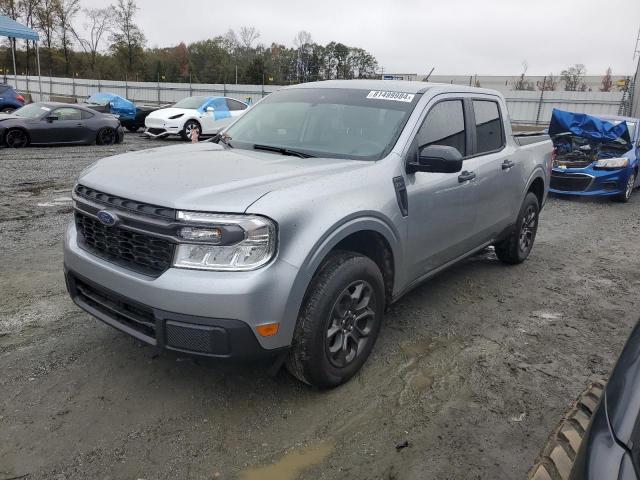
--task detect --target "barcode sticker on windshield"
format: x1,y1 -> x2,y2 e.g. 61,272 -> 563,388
366,91 -> 415,102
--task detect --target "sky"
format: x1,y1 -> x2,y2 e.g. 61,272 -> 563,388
84,0 -> 640,76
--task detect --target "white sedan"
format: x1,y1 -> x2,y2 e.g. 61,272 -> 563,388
144,95 -> 248,140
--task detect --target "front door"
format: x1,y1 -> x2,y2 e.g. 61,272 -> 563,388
404,97 -> 479,281
48,107 -> 89,143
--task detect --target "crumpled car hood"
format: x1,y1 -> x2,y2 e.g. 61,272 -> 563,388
78,142 -> 369,213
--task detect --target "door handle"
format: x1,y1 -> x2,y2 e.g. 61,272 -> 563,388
458,171 -> 476,183
76,123 -> 84,127
502,159 -> 515,170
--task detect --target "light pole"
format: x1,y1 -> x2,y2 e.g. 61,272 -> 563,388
632,25 -> 640,117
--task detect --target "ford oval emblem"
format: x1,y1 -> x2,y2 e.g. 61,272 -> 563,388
96,210 -> 118,226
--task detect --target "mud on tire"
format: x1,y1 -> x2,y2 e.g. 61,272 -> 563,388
527,380 -> 606,480
494,192 -> 539,265
286,251 -> 385,389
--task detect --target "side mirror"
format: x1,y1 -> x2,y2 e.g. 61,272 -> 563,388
46,115 -> 58,122
206,106 -> 215,113
408,145 -> 463,174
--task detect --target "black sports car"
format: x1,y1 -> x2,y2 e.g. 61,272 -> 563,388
0,102 -> 124,148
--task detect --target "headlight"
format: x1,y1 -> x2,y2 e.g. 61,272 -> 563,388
169,114 -> 184,120
173,212 -> 277,271
594,157 -> 629,170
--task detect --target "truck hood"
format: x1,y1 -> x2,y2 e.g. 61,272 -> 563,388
0,113 -> 15,122
78,142 -> 369,212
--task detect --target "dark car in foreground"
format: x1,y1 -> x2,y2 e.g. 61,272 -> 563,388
0,84 -> 26,113
549,109 -> 640,202
529,320 -> 640,479
0,102 -> 124,148
83,92 -> 165,132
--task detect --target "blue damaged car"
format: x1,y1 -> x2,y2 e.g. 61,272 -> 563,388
549,109 -> 640,202
83,92 -> 163,132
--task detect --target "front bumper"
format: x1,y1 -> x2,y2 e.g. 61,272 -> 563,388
144,118 -> 184,138
64,221 -> 306,356
550,167 -> 632,196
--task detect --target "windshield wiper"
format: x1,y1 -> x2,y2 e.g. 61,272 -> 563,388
211,132 -> 233,149
253,144 -> 314,158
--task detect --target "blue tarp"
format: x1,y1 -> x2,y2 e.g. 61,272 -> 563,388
86,92 -> 137,120
0,15 -> 39,41
198,97 -> 231,120
549,108 -> 631,144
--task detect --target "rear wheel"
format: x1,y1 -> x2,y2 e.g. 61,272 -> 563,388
494,192 -> 539,264
96,127 -> 116,145
614,171 -> 636,203
4,128 -> 29,148
286,251 -> 385,388
528,380 -> 605,480
1,107 -> 16,114
181,120 -> 202,141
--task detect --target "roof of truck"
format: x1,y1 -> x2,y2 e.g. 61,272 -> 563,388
288,79 -> 501,96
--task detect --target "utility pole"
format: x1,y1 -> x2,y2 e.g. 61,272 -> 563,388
632,25 -> 640,118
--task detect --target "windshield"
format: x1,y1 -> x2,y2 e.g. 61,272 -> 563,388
173,96 -> 209,109
85,93 -> 115,105
223,88 -> 420,160
13,103 -> 51,118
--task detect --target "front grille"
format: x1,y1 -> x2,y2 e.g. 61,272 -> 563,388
75,211 -> 175,276
550,173 -> 593,192
75,184 -> 175,220
146,128 -> 166,135
75,278 -> 156,339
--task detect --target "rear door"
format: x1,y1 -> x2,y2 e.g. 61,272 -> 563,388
468,98 -> 521,238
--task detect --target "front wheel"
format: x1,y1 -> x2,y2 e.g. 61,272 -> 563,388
614,171 -> 636,203
1,107 -> 16,114
181,120 -> 201,141
286,251 -> 385,388
125,125 -> 140,133
4,128 -> 29,148
494,192 -> 540,264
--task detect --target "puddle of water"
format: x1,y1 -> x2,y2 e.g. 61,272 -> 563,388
239,441 -> 334,480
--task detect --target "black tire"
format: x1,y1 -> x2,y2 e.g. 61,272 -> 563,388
613,171 -> 636,203
125,125 -> 140,133
4,128 -> 29,148
1,107 -> 16,114
494,192 -> 539,264
96,127 -> 116,145
286,251 -> 385,388
528,380 -> 605,480
181,120 -> 202,141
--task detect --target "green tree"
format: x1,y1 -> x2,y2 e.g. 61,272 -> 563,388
109,0 -> 145,75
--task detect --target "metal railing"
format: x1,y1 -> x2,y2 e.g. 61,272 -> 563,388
3,74 -> 631,125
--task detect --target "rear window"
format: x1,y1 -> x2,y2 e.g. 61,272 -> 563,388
473,100 -> 504,153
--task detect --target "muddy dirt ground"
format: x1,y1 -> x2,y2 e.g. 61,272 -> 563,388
1,134 -> 639,480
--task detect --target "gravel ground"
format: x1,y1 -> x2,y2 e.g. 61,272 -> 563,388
1,133 -> 639,480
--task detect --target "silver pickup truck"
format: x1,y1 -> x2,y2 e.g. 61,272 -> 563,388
64,80 -> 553,388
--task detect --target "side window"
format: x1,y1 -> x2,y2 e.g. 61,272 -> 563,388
53,107 -> 82,121
81,110 -> 94,120
416,100 -> 466,156
226,98 -> 247,111
473,100 -> 504,153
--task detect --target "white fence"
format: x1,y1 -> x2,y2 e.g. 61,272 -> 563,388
5,74 -> 628,125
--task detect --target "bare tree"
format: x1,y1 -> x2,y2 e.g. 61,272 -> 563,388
238,26 -> 260,50
536,73 -> 558,91
73,7 -> 113,75
35,0 -> 56,72
294,30 -> 312,82
561,64 -> 587,91
53,0 -> 80,75
600,67 -> 613,92
514,60 -> 534,91
109,0 -> 146,74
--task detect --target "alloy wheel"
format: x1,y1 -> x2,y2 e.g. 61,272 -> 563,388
99,128 -> 115,145
625,174 -> 635,200
5,130 -> 27,148
326,280 -> 377,368
519,205 -> 537,253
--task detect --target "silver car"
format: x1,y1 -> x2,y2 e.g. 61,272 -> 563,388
64,80 -> 553,387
